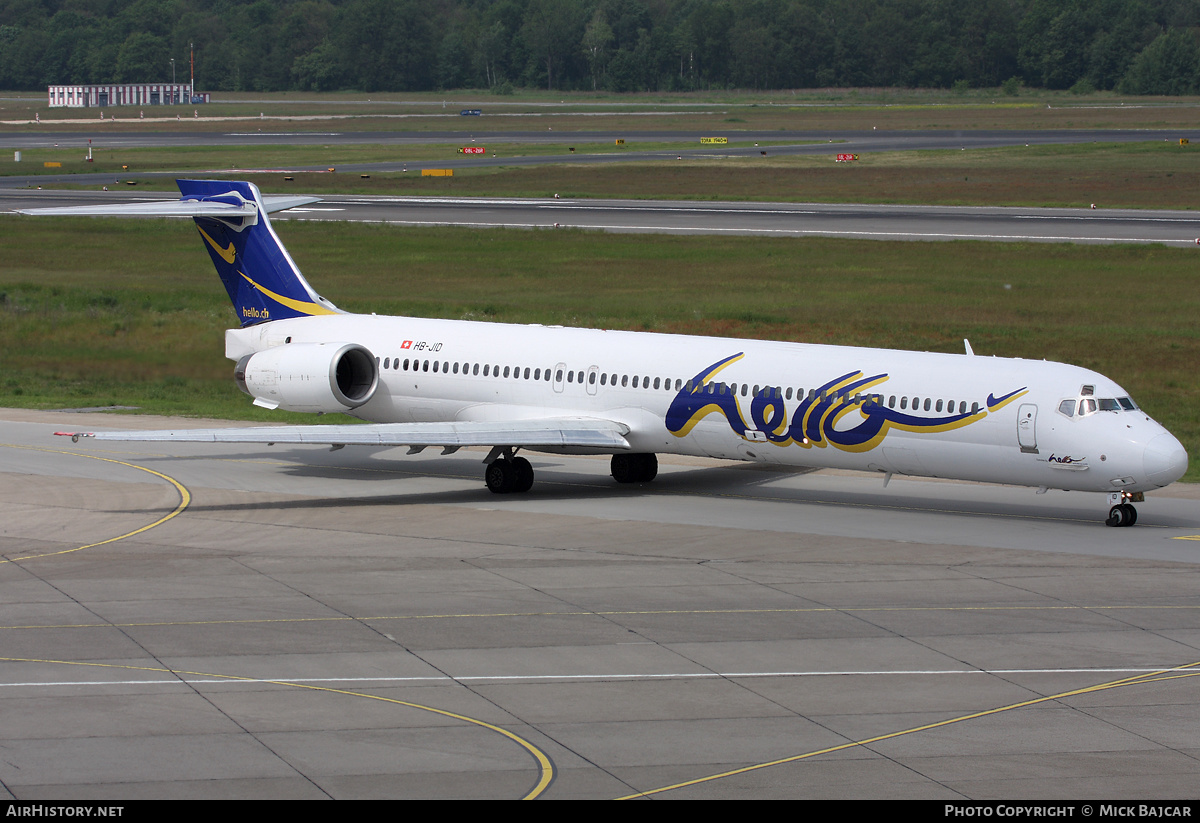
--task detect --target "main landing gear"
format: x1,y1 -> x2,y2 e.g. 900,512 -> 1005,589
611,453 -> 657,484
485,453 -> 534,494
485,451 -> 660,494
1105,491 -> 1141,527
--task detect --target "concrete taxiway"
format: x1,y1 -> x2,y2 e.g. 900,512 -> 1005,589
2,408 -> 1199,799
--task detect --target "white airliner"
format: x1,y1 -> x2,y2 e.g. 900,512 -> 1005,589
18,180 -> 1187,526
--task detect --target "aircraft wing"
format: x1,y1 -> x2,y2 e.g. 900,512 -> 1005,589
15,194 -> 320,218
56,417 -> 632,451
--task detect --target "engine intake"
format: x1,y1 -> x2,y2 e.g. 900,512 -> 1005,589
235,342 -> 378,413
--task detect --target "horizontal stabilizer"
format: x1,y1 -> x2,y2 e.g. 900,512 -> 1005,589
15,194 -> 319,218
56,418 -> 632,451
262,196 -> 323,213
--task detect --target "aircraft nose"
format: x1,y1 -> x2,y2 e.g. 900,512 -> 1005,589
1144,433 -> 1188,487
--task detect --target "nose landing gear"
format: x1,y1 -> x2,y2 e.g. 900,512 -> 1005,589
1106,503 -> 1137,527
1105,491 -> 1142,527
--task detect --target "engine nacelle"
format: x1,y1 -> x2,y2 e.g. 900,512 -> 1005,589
235,342 -> 378,413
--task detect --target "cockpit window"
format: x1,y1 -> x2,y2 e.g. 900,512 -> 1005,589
1081,384 -> 1095,396
1071,393 -> 1137,417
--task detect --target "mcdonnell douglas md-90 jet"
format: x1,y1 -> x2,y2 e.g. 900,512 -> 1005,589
18,180 -> 1188,526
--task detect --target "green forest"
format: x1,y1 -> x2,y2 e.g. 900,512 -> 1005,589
2,0 -> 1199,95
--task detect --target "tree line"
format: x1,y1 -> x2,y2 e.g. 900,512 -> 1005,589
1,0 -> 1198,96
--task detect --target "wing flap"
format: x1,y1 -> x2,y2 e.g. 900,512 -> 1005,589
57,418 -> 632,450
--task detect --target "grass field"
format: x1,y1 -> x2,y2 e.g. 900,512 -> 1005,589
2,138 -> 802,176
6,87 -> 1196,210
12,140 -> 1197,210
252,141 -> 1196,209
1,217 -> 1197,480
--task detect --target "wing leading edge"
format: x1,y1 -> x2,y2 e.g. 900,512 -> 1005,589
56,418 -> 632,451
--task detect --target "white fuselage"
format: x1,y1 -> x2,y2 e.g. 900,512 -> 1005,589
227,313 -> 1186,495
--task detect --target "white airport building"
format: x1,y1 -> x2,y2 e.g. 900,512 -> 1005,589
47,83 -> 209,108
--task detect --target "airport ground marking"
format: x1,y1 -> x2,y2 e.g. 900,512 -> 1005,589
0,444 -> 190,563
615,659 -> 1200,799
3,602 -> 1200,632
0,655 -> 555,800
7,665 -> 1200,690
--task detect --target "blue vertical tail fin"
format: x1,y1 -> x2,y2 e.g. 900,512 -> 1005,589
177,180 -> 341,326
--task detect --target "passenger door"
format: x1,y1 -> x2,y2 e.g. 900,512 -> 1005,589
1017,403 -> 1038,453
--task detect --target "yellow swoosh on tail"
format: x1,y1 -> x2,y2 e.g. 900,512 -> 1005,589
198,226 -> 236,264
240,272 -> 336,316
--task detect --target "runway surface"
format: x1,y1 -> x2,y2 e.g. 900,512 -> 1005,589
281,196 -> 1200,245
5,188 -> 1198,246
2,408 -> 1199,799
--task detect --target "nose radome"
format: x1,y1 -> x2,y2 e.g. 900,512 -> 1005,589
1144,433 -> 1188,487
